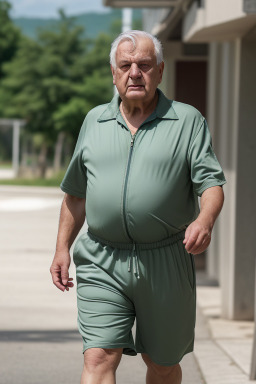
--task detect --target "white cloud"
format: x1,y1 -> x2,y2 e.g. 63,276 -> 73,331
9,0 -> 110,18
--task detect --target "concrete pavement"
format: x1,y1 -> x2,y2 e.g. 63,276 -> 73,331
0,169 -> 15,179
0,185 -> 254,383
195,283 -> 256,384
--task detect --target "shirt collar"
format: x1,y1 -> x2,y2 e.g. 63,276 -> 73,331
97,88 -> 179,122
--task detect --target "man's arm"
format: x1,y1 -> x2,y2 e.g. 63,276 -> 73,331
50,193 -> 86,292
183,186 -> 224,254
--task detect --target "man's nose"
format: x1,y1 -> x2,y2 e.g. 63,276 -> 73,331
129,63 -> 141,78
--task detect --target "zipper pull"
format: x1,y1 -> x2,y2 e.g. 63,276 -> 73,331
131,136 -> 134,147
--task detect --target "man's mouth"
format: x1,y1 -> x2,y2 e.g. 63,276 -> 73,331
128,85 -> 144,88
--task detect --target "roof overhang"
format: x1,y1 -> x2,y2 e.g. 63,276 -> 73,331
182,1 -> 256,43
151,0 -> 193,41
183,15 -> 256,42
104,0 -> 180,7
103,0 -> 193,41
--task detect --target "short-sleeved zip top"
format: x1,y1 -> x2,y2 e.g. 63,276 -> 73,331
61,89 -> 226,244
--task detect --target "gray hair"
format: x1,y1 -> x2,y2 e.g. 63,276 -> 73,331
110,30 -> 163,68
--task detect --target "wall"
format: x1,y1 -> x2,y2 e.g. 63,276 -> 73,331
207,33 -> 256,320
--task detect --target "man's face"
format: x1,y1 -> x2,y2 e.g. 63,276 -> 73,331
111,37 -> 164,103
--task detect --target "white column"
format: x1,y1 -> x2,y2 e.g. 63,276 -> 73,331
206,42 -> 221,281
122,8 -> 132,33
114,8 -> 133,96
218,41 -> 235,319
217,40 -> 240,319
217,37 -> 256,320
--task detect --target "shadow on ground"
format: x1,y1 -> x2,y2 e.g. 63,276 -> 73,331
0,329 -> 81,343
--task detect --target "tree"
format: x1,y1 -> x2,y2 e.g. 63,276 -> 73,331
54,32 -> 114,131
0,1 -> 21,79
0,9 -> 114,177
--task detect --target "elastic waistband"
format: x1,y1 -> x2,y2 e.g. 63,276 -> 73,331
87,229 -> 185,250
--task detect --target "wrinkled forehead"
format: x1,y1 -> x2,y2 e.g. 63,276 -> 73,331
116,37 -> 156,62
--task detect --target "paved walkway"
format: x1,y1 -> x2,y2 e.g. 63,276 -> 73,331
0,168 -> 15,179
195,284 -> 256,384
0,185 -> 255,383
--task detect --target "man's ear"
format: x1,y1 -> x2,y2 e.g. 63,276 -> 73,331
111,65 -> 116,85
158,61 -> 164,84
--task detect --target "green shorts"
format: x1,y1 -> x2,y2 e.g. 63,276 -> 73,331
73,230 -> 197,366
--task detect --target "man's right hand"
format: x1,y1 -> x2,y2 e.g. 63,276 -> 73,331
50,250 -> 74,292
50,193 -> 85,292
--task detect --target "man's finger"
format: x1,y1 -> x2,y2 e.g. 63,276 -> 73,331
184,230 -> 199,251
61,266 -> 69,286
183,226 -> 191,244
187,231 -> 205,253
51,272 -> 66,291
191,238 -> 211,255
191,236 -> 211,254
54,281 -> 66,292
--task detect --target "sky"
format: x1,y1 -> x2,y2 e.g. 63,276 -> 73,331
8,0 -> 110,18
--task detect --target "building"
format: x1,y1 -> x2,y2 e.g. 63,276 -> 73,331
104,0 -> 256,321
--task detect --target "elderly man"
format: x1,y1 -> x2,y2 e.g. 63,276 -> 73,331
50,30 -> 226,384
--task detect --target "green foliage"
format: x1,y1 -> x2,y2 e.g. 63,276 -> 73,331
0,170 -> 66,186
53,33 -> 113,136
0,36 -> 44,118
0,0 -> 22,78
0,5 -> 143,177
0,127 -> 12,161
110,19 -> 122,37
132,17 -> 143,30
0,9 -> 113,143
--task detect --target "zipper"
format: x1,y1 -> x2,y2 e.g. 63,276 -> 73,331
122,130 -> 141,278
122,132 -> 138,242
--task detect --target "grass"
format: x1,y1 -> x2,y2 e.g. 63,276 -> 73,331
0,171 -> 65,187
0,163 -> 13,169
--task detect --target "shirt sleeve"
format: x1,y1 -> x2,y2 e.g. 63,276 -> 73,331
60,117 -> 88,198
187,118 -> 227,197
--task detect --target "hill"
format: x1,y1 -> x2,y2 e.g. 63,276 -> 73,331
12,9 -> 142,40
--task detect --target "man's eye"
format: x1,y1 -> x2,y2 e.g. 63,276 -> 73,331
121,64 -> 130,69
140,64 -> 150,69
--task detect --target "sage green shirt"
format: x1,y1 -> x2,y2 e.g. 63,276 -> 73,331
61,89 -> 226,244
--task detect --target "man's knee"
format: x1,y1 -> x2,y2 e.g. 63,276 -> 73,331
83,347 -> 123,374
141,353 -> 182,378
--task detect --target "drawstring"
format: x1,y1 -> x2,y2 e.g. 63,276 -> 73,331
134,252 -> 140,279
86,229 -> 186,282
132,243 -> 136,274
128,243 -> 140,279
128,250 -> 132,272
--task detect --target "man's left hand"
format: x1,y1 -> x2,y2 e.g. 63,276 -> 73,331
183,219 -> 211,255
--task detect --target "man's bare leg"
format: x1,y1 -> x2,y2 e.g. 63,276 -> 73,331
80,347 -> 123,384
142,353 -> 182,384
